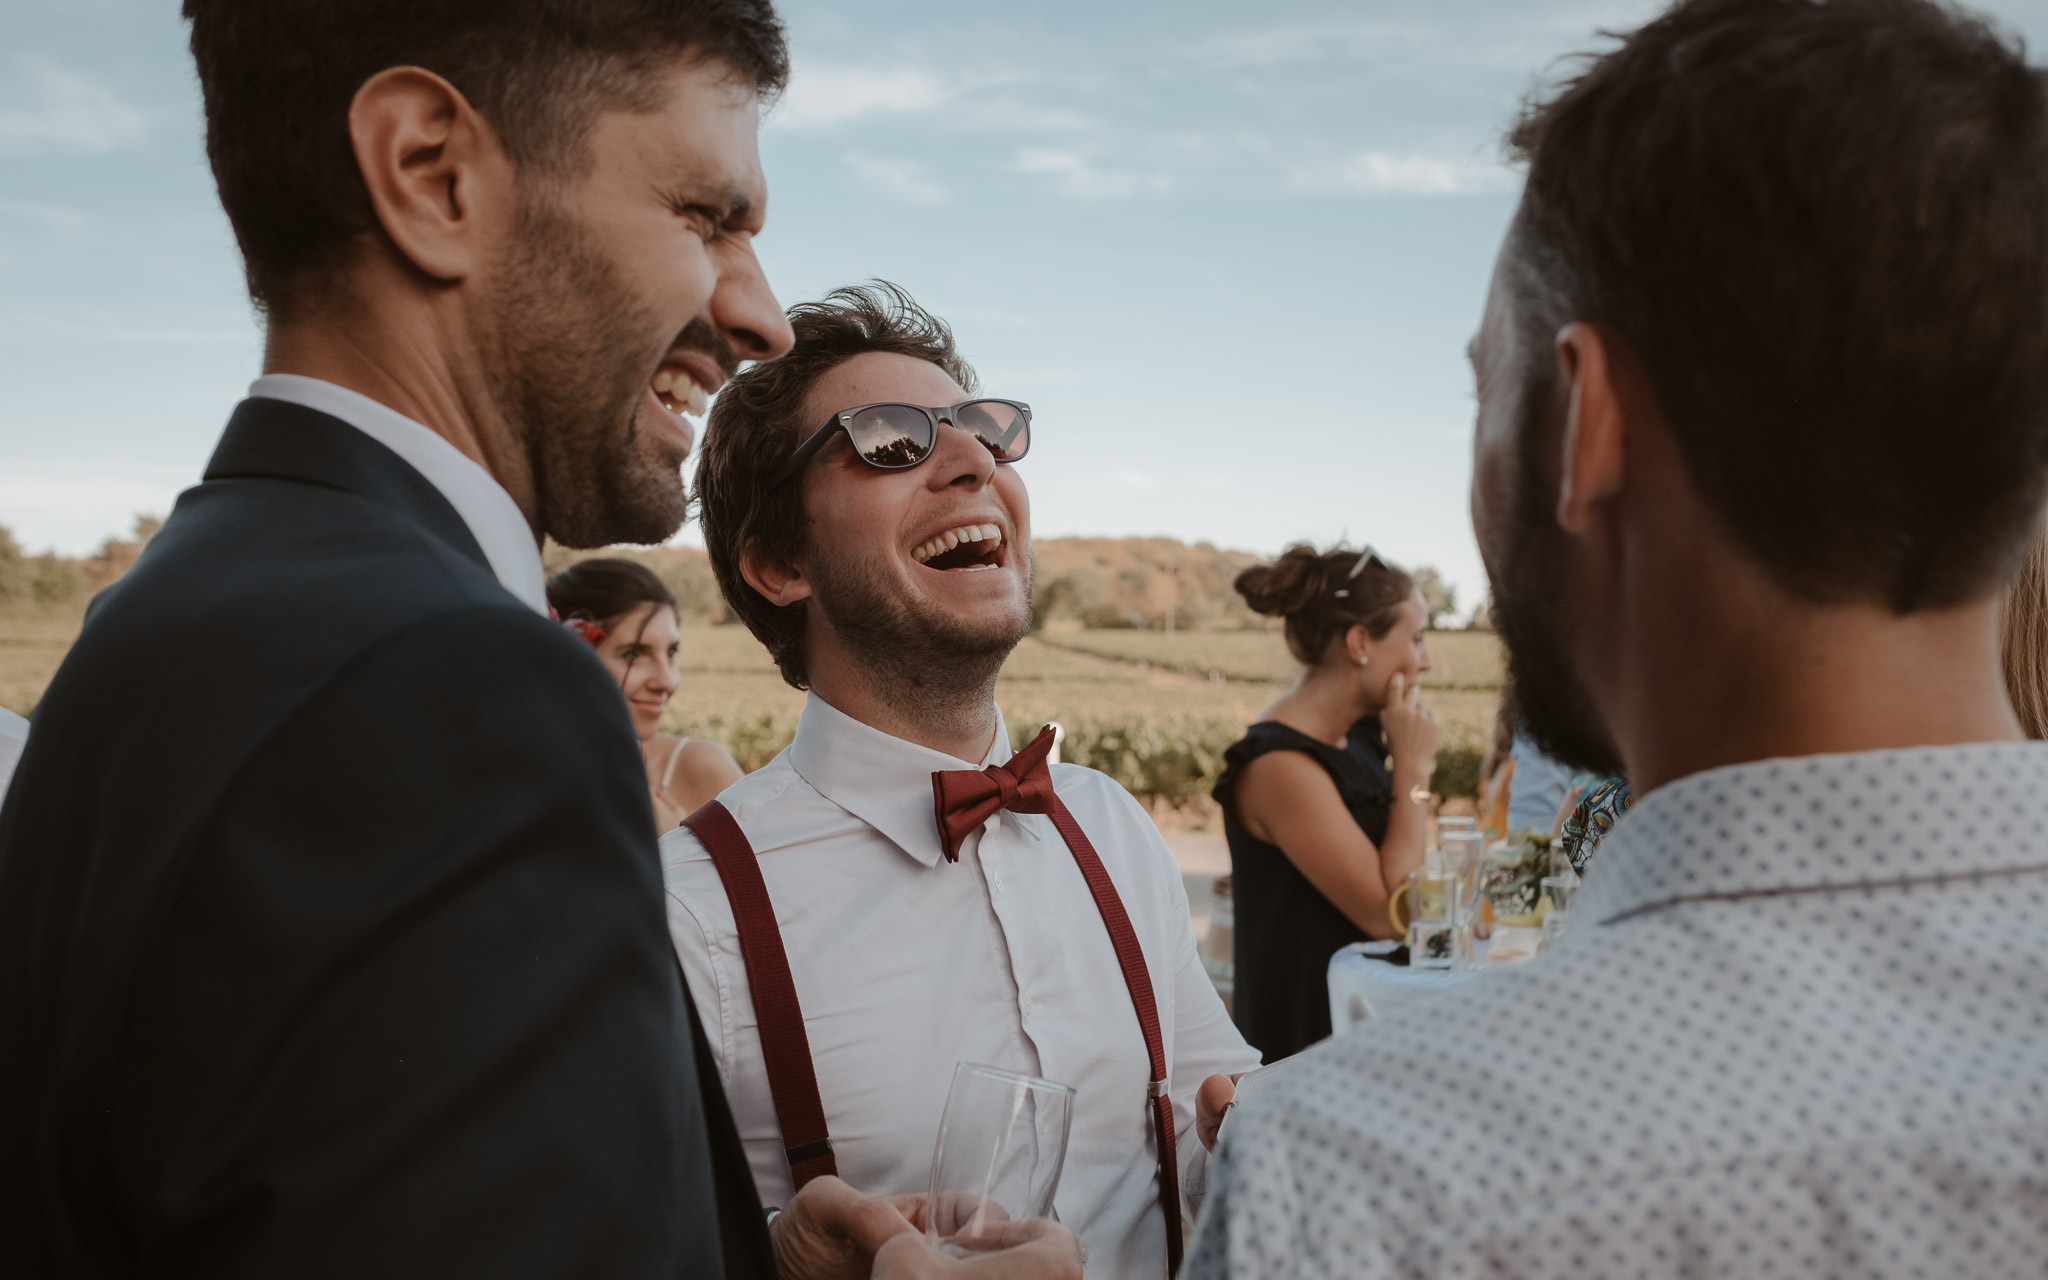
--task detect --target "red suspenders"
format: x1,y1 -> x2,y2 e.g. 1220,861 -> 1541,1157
681,796 -> 1186,1276
682,801 -> 839,1187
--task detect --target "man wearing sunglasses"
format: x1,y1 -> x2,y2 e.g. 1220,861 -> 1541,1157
671,281 -> 1260,1278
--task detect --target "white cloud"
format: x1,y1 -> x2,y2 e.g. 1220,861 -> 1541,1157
844,153 -> 949,204
1012,147 -> 1170,201
0,61 -> 146,155
1291,149 -> 1517,197
770,61 -> 951,130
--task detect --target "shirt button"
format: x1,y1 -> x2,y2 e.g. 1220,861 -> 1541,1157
989,871 -> 1004,894
1020,995 -> 1035,1016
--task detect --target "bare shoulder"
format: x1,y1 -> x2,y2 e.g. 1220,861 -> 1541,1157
675,737 -> 742,785
649,734 -> 744,814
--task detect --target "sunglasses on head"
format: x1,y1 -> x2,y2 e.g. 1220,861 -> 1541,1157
768,399 -> 1032,489
1333,546 -> 1390,598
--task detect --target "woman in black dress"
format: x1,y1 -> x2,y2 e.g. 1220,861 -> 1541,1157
1212,544 -> 1438,1061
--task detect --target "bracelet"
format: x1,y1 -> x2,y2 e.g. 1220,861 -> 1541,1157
1407,784 -> 1430,805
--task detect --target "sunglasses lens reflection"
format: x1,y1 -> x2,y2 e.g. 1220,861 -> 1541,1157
847,405 -> 936,468
954,401 -> 1029,462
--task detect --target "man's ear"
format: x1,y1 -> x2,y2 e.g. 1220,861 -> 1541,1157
1552,322 -> 1629,534
739,541 -> 814,608
348,66 -> 508,283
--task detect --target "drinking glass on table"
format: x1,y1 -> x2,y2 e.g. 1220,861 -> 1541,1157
1540,873 -> 1580,948
926,1062 -> 1074,1257
1441,829 -> 1487,970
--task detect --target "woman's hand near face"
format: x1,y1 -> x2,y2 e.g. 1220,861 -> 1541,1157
1379,671 -> 1438,784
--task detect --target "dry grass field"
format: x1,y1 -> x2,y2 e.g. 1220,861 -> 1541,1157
1034,626 -> 1505,691
5,607 -> 1503,810
0,612 -> 81,717
664,625 -> 1504,802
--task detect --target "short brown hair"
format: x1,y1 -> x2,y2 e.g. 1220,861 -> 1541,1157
183,0 -> 788,318
1507,0 -> 2048,611
693,282 -> 978,688
2001,518 -> 2048,738
1234,544 -> 1417,667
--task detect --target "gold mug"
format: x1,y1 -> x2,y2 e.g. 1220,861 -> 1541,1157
1386,866 -> 1454,937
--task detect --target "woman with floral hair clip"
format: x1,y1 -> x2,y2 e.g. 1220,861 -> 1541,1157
547,558 -> 742,831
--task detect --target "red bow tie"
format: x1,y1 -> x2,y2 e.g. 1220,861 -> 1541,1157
930,724 -> 1059,863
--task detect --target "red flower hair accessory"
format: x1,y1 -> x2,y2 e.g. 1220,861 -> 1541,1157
562,614 -> 606,647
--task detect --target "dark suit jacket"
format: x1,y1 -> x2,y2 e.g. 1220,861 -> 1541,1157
0,398 -> 775,1278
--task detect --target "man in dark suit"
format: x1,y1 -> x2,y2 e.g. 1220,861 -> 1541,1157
0,3 -> 1080,1277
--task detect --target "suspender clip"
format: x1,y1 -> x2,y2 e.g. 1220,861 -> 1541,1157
1147,1077 -> 1166,1101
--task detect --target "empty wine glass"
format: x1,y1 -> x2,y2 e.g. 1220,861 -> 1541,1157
926,1062 -> 1074,1257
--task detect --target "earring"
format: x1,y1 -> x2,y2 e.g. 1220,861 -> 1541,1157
1354,654 -> 1369,667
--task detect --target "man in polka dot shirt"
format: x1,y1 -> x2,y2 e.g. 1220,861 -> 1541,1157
1189,1 -> 2048,1276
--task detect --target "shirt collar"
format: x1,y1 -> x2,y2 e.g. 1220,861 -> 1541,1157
1575,741 -> 2048,925
787,692 -> 1013,868
246,374 -> 547,615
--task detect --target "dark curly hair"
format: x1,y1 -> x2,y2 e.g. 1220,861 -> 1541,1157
691,281 -> 977,689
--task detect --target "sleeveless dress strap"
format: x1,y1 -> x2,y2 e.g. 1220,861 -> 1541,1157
658,736 -> 691,803
681,800 -> 838,1188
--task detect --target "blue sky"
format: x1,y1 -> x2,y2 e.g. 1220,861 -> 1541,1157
6,0 -> 2048,610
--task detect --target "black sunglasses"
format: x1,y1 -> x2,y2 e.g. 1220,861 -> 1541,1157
768,399 -> 1032,489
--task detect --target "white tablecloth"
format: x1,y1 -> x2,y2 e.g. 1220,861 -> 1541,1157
1325,944 -> 1467,1033
1326,929 -> 1547,1034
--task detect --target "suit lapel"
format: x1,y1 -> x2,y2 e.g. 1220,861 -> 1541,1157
204,397 -> 493,576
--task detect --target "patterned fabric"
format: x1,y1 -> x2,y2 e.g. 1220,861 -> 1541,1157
1187,743 -> 2048,1279
1557,775 -> 1632,875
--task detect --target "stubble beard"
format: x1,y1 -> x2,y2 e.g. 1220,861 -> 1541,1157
487,192 -> 689,549
808,545 -> 1035,731
1484,392 -> 1628,778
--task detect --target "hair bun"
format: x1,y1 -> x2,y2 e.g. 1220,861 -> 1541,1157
1234,543 -> 1329,618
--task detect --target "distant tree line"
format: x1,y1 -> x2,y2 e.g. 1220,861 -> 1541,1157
0,516 -> 162,615
6,518 -> 1488,632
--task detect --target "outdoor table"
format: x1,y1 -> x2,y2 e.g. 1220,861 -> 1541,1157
1325,927 -> 1545,1034
1326,944 -> 1467,1034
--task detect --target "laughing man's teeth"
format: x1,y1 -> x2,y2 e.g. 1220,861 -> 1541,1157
912,523 -> 1005,565
652,369 -> 711,418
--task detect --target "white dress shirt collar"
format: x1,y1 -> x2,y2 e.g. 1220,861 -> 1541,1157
1576,741 -> 2048,927
0,706 -> 27,803
785,692 -> 1013,870
247,373 -> 547,615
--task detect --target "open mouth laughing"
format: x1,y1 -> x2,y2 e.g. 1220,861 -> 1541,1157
913,522 -> 1006,572
651,366 -> 712,419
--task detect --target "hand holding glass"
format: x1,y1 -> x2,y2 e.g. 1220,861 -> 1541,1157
926,1063 -> 1074,1257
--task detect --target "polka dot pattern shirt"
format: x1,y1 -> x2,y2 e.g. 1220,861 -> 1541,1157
1187,744 -> 2048,1279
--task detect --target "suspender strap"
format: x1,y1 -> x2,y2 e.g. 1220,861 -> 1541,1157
682,801 -> 839,1189
1049,796 -> 1184,1277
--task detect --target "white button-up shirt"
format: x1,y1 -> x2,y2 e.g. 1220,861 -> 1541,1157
1189,743 -> 2048,1279
0,707 -> 27,802
661,694 -> 1259,1277
247,374 -> 547,614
